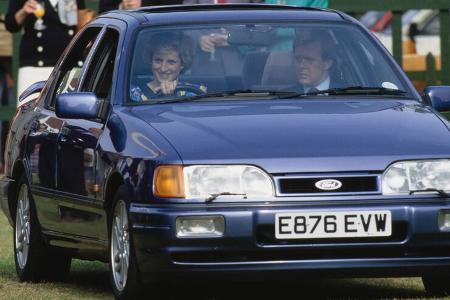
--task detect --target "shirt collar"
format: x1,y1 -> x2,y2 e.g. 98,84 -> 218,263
305,76 -> 330,93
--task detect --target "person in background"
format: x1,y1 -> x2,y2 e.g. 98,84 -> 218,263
264,0 -> 328,50
99,0 -> 183,13
0,18 -> 13,173
183,0 -> 261,4
185,0 -> 263,64
264,0 -> 327,7
5,0 -> 85,100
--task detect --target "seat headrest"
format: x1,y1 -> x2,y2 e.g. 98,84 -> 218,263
261,51 -> 297,86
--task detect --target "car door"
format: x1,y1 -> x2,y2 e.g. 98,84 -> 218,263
54,27 -> 121,241
31,26 -> 103,235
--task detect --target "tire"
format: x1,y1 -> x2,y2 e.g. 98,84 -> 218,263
109,186 -> 143,299
422,275 -> 450,296
13,175 -> 71,282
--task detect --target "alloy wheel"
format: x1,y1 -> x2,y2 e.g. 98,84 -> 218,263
15,184 -> 31,270
111,199 -> 130,292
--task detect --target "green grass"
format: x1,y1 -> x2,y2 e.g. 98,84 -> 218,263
0,212 -> 449,299
0,213 -> 112,300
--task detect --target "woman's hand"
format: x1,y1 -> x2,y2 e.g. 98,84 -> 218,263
22,0 -> 38,14
159,80 -> 178,95
151,80 -> 178,96
15,0 -> 38,26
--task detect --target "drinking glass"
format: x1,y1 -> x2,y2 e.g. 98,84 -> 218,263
34,2 -> 46,31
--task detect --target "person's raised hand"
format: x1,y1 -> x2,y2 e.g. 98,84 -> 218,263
121,0 -> 142,9
199,29 -> 229,53
22,0 -> 38,14
199,34 -> 216,53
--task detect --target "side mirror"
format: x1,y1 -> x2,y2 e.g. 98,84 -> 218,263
423,86 -> 450,112
55,92 -> 100,119
19,81 -> 46,103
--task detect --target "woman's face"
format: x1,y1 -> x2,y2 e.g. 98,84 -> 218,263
151,48 -> 183,83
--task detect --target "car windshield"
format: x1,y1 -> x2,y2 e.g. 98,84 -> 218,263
128,22 -> 411,104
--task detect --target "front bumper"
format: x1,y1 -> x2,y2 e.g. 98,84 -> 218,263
129,199 -> 450,283
0,175 -> 14,226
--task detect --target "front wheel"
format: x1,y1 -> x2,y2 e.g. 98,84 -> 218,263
109,186 -> 143,299
422,275 -> 450,296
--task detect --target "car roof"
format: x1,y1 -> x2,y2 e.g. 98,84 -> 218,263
100,4 -> 348,27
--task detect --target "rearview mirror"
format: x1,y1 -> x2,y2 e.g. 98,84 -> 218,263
228,25 -> 273,46
423,86 -> 450,112
55,92 -> 100,119
19,81 -> 46,103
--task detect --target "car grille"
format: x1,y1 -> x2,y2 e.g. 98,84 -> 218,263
275,174 -> 380,196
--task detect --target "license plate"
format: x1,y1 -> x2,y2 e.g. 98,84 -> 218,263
275,210 -> 392,239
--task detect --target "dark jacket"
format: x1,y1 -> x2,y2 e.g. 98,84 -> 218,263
98,0 -> 183,13
5,0 -> 85,67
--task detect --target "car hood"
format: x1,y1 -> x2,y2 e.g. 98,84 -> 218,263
131,99 -> 450,173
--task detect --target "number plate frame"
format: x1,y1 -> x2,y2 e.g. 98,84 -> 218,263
275,210 -> 392,239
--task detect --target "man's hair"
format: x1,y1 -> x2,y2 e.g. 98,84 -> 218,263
293,30 -> 336,61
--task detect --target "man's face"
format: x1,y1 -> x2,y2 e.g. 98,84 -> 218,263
294,41 -> 333,88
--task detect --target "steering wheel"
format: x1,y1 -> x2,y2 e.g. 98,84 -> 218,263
173,84 -> 206,97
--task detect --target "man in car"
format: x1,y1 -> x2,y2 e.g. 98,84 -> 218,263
292,31 -> 341,93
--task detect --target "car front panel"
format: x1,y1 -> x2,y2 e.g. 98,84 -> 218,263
129,197 -> 450,282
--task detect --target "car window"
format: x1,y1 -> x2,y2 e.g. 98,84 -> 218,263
128,22 -> 412,104
80,28 -> 119,100
49,27 -> 102,108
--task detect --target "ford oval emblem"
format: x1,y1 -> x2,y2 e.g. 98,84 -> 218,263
315,179 -> 342,191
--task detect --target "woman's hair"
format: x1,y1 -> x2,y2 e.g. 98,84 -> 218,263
144,32 -> 194,73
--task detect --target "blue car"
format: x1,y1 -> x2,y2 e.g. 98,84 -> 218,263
2,4 -> 450,299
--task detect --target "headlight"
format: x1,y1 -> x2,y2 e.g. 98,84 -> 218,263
154,165 -> 274,200
382,160 -> 450,195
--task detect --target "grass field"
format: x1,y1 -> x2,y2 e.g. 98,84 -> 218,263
0,212 -> 112,300
0,211 -> 449,299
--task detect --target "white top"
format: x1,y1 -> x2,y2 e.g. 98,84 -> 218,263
49,0 -> 58,8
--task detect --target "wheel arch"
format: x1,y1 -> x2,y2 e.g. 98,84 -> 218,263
104,172 -> 124,225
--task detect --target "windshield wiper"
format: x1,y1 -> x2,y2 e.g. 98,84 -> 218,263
312,86 -> 407,96
151,87 -> 407,104
206,192 -> 247,203
409,188 -> 448,197
281,86 -> 408,99
152,90 -> 300,104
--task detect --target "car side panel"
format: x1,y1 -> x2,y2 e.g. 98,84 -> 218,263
26,108 -> 66,233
